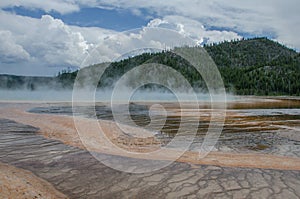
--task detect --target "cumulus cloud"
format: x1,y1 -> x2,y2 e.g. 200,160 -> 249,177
147,15 -> 242,45
0,12 -> 93,68
71,0 -> 300,49
81,27 -> 196,66
1,0 -> 299,49
1,0 -> 299,75
0,11 -> 197,74
0,30 -> 30,63
29,15 -> 89,66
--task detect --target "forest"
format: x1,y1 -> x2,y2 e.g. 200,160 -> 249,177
1,37 -> 300,96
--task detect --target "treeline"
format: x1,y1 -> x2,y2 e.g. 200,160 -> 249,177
77,37 -> 299,95
0,75 -> 57,90
1,37 -> 300,96
205,37 -> 300,95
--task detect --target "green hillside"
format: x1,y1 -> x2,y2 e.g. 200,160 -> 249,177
205,37 -> 298,68
205,38 -> 300,95
81,37 -> 300,95
1,37 -> 300,95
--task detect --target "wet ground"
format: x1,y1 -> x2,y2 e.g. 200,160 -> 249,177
1,97 -> 300,198
1,118 -> 300,198
29,99 -> 300,157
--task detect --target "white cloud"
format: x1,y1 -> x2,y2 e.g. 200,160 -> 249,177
0,12 -> 93,67
71,0 -> 300,49
30,15 -> 89,66
1,0 -> 299,49
1,0 -> 299,50
147,16 -> 242,45
81,27 -> 196,66
0,11 -> 197,75
1,0 -> 299,75
0,30 -> 30,63
0,0 -> 79,14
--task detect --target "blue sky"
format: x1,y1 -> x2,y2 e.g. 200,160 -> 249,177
0,0 -> 299,76
3,6 -> 154,31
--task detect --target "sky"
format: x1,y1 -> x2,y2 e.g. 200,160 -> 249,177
0,0 -> 299,76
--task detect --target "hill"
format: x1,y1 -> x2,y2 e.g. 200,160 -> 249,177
205,37 -> 298,68
0,75 -> 55,90
1,37 -> 299,95
0,74 -> 72,90
205,38 -> 300,95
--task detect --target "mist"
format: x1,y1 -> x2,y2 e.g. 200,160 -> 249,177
0,88 -> 235,103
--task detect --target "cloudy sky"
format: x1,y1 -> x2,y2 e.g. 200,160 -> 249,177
0,0 -> 299,76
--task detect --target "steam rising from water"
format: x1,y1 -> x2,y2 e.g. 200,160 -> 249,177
0,89 -> 234,102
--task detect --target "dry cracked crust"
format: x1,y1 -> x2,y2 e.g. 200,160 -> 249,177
0,110 -> 300,198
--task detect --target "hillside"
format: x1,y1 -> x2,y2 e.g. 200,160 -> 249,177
1,37 -> 299,95
0,74 -> 72,90
205,38 -> 300,95
0,75 -> 56,90
205,37 -> 298,68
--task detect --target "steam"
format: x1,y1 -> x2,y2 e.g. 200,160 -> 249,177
0,88 -> 235,102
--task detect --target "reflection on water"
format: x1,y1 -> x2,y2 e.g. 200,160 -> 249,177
29,98 -> 300,157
